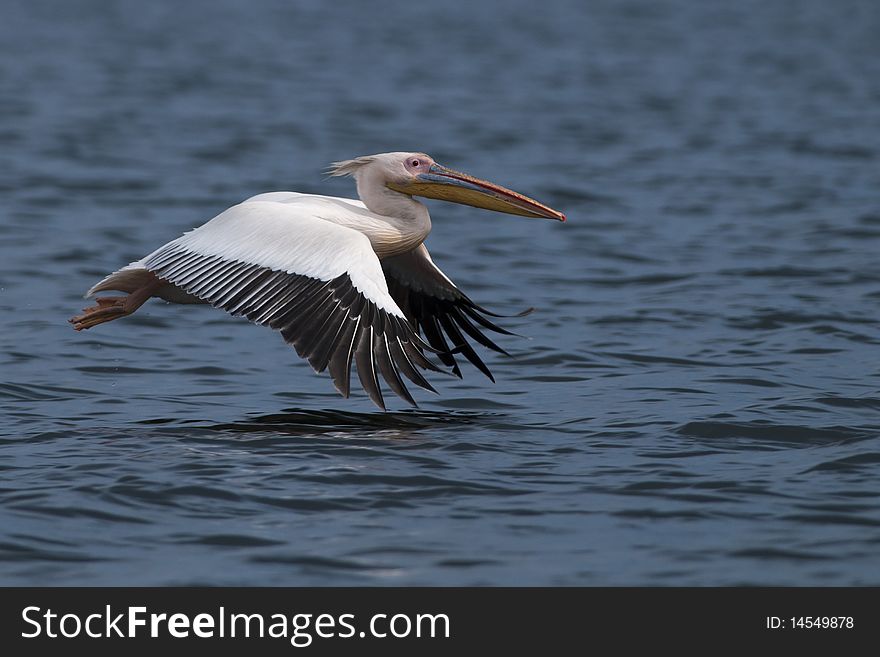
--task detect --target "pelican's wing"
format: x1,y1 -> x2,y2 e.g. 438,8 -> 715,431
141,200 -> 442,409
381,244 -> 527,380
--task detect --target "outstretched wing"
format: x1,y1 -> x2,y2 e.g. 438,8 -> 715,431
141,199 -> 442,409
381,244 -> 528,380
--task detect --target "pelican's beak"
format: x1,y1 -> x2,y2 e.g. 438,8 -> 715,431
388,163 -> 566,221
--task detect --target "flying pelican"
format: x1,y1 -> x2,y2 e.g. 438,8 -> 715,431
70,152 -> 565,409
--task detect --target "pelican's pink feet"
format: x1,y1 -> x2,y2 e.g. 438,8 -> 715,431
69,297 -> 129,330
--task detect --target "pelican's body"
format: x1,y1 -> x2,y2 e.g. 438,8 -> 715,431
71,152 -> 564,409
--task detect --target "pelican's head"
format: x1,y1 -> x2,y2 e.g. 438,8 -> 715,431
330,152 -> 565,221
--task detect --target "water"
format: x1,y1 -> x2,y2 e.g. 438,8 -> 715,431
2,0 -> 879,585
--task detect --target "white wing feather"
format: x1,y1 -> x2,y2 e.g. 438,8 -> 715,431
148,199 -> 403,317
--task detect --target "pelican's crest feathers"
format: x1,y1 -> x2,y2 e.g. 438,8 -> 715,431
327,156 -> 377,177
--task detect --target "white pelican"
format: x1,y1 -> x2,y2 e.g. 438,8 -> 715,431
70,152 -> 565,409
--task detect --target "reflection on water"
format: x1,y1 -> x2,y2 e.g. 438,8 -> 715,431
2,0 -> 880,585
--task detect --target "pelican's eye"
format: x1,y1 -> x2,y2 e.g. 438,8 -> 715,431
410,159 -> 421,167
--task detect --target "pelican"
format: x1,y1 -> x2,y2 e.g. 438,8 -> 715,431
70,152 -> 565,409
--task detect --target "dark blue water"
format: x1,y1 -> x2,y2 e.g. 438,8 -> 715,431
2,0 -> 880,585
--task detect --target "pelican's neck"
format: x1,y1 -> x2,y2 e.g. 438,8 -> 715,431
354,174 -> 432,258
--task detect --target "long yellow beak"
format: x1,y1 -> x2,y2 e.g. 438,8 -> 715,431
387,163 -> 566,221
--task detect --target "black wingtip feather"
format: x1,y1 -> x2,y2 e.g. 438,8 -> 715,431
466,297 -> 535,319
459,304 -> 521,337
437,313 -> 495,382
327,316 -> 359,399
388,337 -> 437,394
375,334 -> 417,407
354,325 -> 385,411
449,306 -> 510,356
